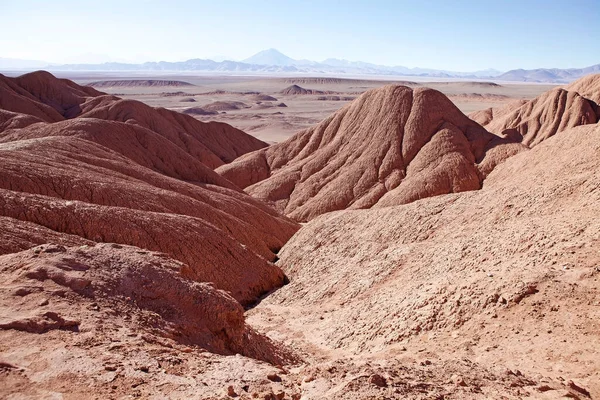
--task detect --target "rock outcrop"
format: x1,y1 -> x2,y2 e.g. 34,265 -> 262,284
0,243 -> 293,363
0,71 -> 300,305
565,73 -> 600,117
218,85 -> 522,221
0,71 -> 267,168
280,84 -> 328,95
470,74 -> 599,146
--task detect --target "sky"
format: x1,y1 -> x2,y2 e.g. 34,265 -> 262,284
1,0 -> 599,71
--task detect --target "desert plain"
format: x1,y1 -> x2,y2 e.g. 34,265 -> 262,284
47,71 -> 557,143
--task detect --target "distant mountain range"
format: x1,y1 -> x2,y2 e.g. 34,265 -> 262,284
496,64 -> 600,83
1,49 -> 598,83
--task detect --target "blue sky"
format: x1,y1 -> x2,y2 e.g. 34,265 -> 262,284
1,0 -> 599,71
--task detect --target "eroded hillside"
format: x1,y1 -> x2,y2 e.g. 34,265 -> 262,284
1,72 -> 599,399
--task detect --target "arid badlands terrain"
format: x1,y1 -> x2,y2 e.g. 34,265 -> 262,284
0,70 -> 599,399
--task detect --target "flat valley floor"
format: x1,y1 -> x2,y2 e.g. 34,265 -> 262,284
46,72 -> 556,143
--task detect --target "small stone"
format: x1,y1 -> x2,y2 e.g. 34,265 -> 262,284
451,374 -> 467,386
567,380 -> 590,397
303,375 -> 315,383
39,298 -> 49,306
563,390 -> 580,399
275,392 -> 285,400
104,365 -> 117,371
227,385 -> 236,397
369,374 -> 387,387
267,373 -> 281,382
536,384 -> 553,392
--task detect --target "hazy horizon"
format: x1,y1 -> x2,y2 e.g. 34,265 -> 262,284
2,0 -> 599,71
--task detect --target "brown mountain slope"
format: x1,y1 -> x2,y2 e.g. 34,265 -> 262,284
0,243 -> 293,364
0,109 -> 44,132
0,71 -> 301,305
249,123 -> 600,397
565,73 -> 600,118
0,71 -> 267,168
218,85 -> 522,221
0,71 -> 303,395
0,118 -> 239,186
470,74 -> 599,146
0,73 -> 66,123
0,215 -> 91,255
0,135 -> 298,305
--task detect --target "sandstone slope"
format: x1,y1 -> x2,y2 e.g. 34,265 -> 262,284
0,243 -> 301,399
0,136 -> 300,305
0,71 -> 301,305
0,72 -> 309,398
0,71 -> 268,168
0,138 -> 299,305
470,74 -> 599,146
1,244 -> 572,399
218,85 -> 522,221
249,123 -> 600,397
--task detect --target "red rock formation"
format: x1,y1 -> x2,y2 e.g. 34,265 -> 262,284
470,74 -> 599,146
218,85 -> 521,221
565,73 -> 600,119
0,216 -> 91,255
0,134 -> 298,305
0,73 -> 65,123
280,84 -> 330,95
0,71 -> 300,305
0,242 -> 292,363
0,119 -> 238,185
0,71 -> 268,167
565,73 -> 600,104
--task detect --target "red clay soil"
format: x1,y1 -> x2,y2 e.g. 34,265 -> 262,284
250,123 -> 600,398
